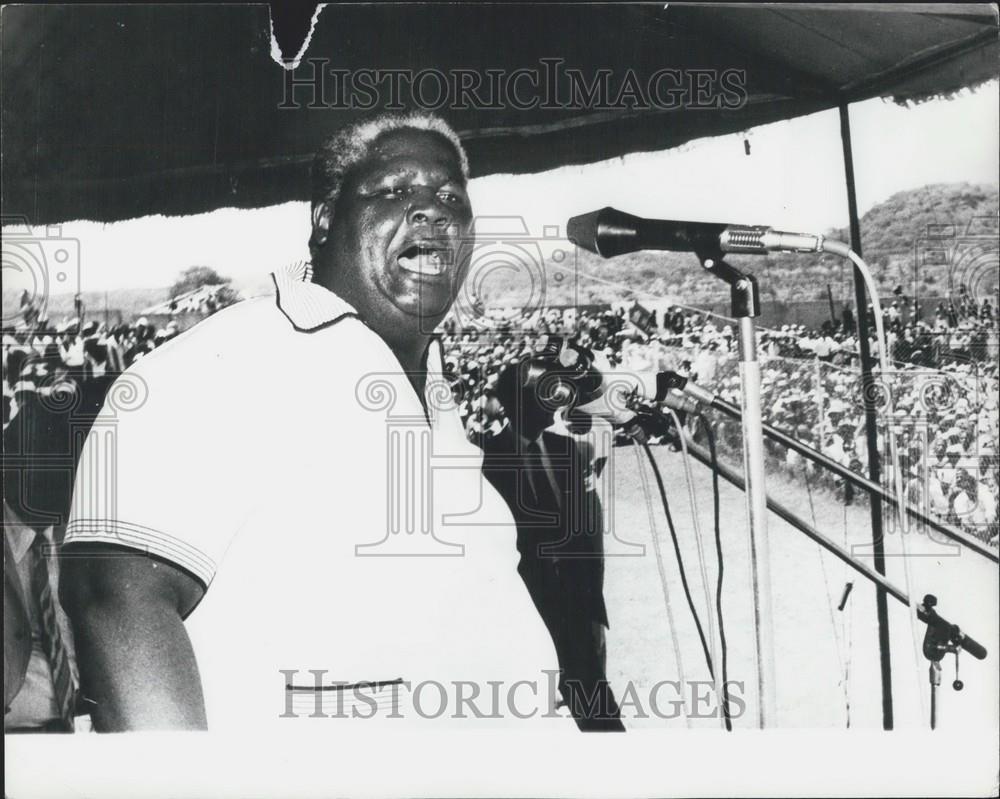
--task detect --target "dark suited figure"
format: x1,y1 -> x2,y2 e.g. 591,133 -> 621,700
4,388 -> 84,731
481,358 -> 623,731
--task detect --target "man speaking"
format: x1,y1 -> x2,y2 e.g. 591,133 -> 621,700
60,113 -> 563,731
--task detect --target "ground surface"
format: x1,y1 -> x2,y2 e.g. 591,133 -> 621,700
602,442 -> 1000,730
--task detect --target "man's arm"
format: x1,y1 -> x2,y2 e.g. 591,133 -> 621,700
60,545 -> 207,731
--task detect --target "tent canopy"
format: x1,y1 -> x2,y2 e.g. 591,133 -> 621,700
2,3 -> 997,224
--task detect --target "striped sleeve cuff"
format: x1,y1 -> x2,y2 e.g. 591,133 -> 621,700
64,518 -> 216,587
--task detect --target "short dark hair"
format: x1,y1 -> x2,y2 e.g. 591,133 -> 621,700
310,112 -> 469,212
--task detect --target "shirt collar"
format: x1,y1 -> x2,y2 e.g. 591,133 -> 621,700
271,261 -> 444,410
271,261 -> 358,333
271,261 -> 446,377
515,427 -> 547,451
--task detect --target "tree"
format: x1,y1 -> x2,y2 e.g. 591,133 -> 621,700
211,285 -> 242,311
170,266 -> 229,298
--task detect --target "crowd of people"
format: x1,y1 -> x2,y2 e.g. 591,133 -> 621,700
439,291 -> 999,545
4,111 -> 994,755
2,317 -> 184,427
3,290 -> 998,546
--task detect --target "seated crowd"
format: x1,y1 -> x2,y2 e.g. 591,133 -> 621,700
3,291 -> 998,548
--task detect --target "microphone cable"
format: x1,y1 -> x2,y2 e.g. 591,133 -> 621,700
631,435 -> 692,727
822,240 -> 927,724
696,411 -> 734,731
662,406 -> 729,731
802,456 -> 852,729
640,439 -> 717,698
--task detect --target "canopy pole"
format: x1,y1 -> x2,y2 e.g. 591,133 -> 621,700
838,100 -> 894,730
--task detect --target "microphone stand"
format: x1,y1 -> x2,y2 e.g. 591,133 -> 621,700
918,595 -> 983,730
697,251 -> 776,729
668,376 -> 999,564
647,415 -> 989,730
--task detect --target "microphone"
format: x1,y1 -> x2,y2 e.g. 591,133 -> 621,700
567,207 -> 823,258
573,366 -> 694,423
918,595 -> 988,661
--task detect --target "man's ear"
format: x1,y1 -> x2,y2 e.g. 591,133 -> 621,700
311,201 -> 333,248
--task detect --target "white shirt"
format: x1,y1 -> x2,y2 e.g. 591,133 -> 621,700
60,337 -> 85,368
692,349 -> 718,384
66,263 -> 562,731
927,477 -> 950,515
823,437 -> 845,464
812,337 -> 836,358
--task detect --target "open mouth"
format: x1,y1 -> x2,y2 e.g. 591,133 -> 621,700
396,241 -> 450,277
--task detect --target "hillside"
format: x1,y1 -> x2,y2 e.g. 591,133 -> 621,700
478,182 -> 1000,307
1,282 -> 271,327
4,183 -> 996,327
1,287 -> 169,327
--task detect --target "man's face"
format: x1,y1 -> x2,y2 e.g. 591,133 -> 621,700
324,128 -> 473,334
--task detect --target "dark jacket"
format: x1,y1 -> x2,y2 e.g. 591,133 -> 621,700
481,425 -> 609,630
4,528 -> 31,714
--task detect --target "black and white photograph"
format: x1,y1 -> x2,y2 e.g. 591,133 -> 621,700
3,3 -> 999,796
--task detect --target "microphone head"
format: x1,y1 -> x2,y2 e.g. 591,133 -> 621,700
567,207 -> 643,258
566,208 -> 606,254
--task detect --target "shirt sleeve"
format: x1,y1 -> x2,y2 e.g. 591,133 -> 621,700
64,340 -> 252,588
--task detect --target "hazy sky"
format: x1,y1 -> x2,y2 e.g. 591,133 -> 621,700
6,80 -> 998,294
471,80 -> 1000,241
